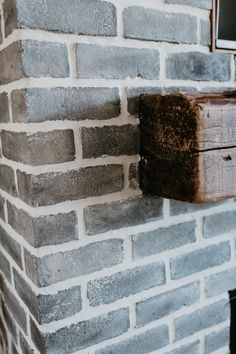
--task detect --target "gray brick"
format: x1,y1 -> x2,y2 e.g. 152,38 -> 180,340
200,19 -> 211,46
205,267 -> 236,298
31,211 -> 78,247
95,325 -> 169,354
133,221 -> 196,260
166,341 -> 200,354
82,125 -> 140,158
0,42 -> 22,84
13,270 -> 82,324
127,86 -> 197,116
2,0 -> 17,37
0,41 -> 69,84
136,282 -> 200,327
165,0 -> 212,9
30,319 -> 45,353
2,303 -> 17,342
11,87 -> 120,123
20,333 -> 34,354
24,239 -> 124,287
13,267 -> 45,320
0,250 -> 11,282
7,201 -> 78,247
2,130 -> 75,165
44,308 -> 130,353
1,279 -> 27,333
175,299 -> 230,340
170,199 -> 224,215
129,163 -> 139,190
17,165 -> 124,206
21,40 -> 69,78
0,19 -> 2,44
0,93 -> 10,123
0,225 -> 22,268
205,327 -> 229,354
0,316 -> 7,353
39,287 -> 82,325
0,273 -> 3,292
170,242 -> 231,280
0,315 -> 7,350
203,210 -> 236,238
166,52 -> 231,81
4,0 -> 117,37
0,165 -> 17,197
84,196 -> 163,235
202,87 -> 236,93
11,342 -> 18,354
0,195 -> 5,221
77,44 -> 160,79
124,7 -> 197,44
88,263 -> 165,306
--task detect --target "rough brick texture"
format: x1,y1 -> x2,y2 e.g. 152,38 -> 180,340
44,308 -> 130,353
24,239 -> 124,287
170,242 -> 231,280
95,325 -> 169,354
7,202 -> 78,247
0,165 -> 17,196
11,87 -> 120,123
166,52 -> 231,81
203,210 -> 236,238
0,42 -> 22,84
0,226 -> 22,268
84,197 -> 163,235
205,327 -> 229,354
87,263 -> 165,306
1,130 -> 75,165
136,282 -> 200,326
175,300 -> 230,340
132,221 -> 196,260
200,19 -> 211,46
0,0 -> 235,353
77,44 -> 160,79
0,276 -> 27,333
17,165 -> 124,206
0,41 -> 69,84
20,40 -> 69,78
0,251 -> 11,282
4,0 -> 117,37
170,342 -> 200,354
81,125 -> 140,158
205,267 -> 236,297
165,0 -> 212,9
0,93 -> 9,123
13,270 -> 82,324
124,7 -> 197,44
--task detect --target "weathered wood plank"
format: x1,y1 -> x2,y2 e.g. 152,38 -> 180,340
199,104 -> 236,149
139,92 -> 236,203
199,147 -> 236,202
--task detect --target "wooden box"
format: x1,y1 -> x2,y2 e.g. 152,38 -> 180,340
139,92 -> 236,203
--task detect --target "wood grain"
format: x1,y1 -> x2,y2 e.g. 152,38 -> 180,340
139,92 -> 236,203
199,148 -> 236,202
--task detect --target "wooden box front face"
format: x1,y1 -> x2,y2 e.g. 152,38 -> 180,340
139,92 -> 236,203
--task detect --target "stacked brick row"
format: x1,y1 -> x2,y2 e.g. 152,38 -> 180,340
0,0 -> 235,353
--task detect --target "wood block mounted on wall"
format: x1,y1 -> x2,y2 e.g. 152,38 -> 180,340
139,92 -> 236,203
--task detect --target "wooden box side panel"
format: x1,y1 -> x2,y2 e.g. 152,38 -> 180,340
199,148 -> 236,202
139,153 -> 200,203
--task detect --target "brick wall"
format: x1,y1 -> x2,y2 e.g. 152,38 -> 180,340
0,0 -> 235,353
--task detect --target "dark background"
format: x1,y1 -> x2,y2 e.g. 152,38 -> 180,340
218,0 -> 236,41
